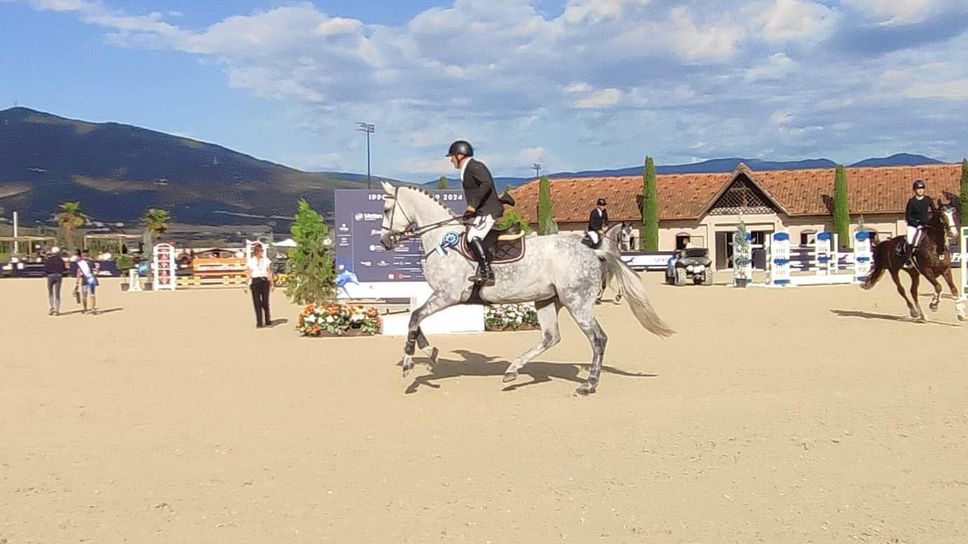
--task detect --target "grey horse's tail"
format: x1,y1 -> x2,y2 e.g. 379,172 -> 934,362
596,250 -> 675,337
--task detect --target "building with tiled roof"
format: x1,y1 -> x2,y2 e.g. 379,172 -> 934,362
510,163 -> 963,270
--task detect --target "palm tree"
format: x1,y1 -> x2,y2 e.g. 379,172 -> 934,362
56,201 -> 85,249
142,208 -> 171,252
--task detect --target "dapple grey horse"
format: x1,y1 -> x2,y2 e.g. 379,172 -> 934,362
378,182 -> 674,395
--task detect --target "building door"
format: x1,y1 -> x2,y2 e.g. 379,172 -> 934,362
715,231 -> 733,269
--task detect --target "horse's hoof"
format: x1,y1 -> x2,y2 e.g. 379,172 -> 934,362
402,356 -> 415,377
958,314 -> 966,322
614,294 -> 623,304
930,303 -> 939,311
428,347 -> 439,364
502,371 -> 518,383
574,384 -> 596,396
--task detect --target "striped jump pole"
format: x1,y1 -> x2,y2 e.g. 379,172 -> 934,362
770,232 -> 791,286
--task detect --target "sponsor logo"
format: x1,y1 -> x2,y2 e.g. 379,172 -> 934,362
354,212 -> 381,222
377,260 -> 389,267
338,223 -> 349,232
370,229 -> 382,236
359,261 -> 372,267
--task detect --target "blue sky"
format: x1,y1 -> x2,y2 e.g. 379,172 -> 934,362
1,0 -> 967,181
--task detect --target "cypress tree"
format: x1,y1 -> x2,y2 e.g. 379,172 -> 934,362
960,158 -> 968,228
537,175 -> 557,235
833,165 -> 850,246
641,156 -> 659,251
436,176 -> 449,190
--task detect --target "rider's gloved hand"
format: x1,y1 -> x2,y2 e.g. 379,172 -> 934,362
462,210 -> 476,220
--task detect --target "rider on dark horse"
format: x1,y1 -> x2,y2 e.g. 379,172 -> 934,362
447,140 -> 503,287
899,179 -> 936,268
582,198 -> 609,248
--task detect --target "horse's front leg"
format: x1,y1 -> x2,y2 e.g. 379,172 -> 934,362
940,268 -> 966,322
922,269 -> 943,311
907,271 -> 925,321
402,292 -> 457,376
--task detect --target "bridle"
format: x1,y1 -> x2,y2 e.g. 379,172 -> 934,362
382,186 -> 466,247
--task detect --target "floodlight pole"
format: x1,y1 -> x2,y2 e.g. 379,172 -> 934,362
357,122 -> 375,189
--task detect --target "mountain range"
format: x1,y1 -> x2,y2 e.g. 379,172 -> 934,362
0,107 -> 951,225
0,107 -> 370,225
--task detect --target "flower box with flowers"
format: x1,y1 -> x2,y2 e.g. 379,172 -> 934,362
484,303 -> 540,331
297,303 -> 381,337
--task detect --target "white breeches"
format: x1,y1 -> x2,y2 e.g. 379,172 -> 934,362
586,231 -> 601,245
906,226 -> 921,245
467,214 -> 496,242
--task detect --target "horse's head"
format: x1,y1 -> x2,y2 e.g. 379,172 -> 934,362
935,198 -> 958,242
379,181 -> 411,250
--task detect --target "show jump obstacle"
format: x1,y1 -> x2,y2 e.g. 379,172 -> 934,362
152,243 -> 176,291
962,227 -> 968,298
766,231 -> 873,287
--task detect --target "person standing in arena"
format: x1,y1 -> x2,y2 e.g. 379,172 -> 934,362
244,242 -> 274,328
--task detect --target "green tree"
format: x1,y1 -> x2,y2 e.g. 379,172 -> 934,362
141,208 -> 171,252
537,175 -> 557,235
437,176 -> 449,190
641,156 -> 659,251
833,165 -> 850,246
56,201 -> 85,250
959,158 -> 968,228
495,206 -> 533,235
286,199 -> 335,305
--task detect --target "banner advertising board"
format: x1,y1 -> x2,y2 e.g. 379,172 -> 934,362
334,189 -> 466,283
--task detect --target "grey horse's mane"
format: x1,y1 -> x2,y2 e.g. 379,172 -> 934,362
399,185 -> 456,217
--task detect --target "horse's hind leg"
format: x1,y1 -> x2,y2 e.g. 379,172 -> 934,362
941,267 -> 966,321
890,269 -> 920,319
503,299 -> 561,384
561,294 -> 607,396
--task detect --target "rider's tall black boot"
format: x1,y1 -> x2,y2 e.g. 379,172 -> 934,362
903,240 -> 915,269
468,238 -> 495,287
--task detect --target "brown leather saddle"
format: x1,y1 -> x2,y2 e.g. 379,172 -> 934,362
459,223 -> 526,264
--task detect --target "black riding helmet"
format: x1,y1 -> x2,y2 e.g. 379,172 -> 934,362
446,140 -> 474,157
912,179 -> 926,190
597,197 -> 607,206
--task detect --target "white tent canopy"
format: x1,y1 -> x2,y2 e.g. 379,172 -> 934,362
273,238 -> 298,248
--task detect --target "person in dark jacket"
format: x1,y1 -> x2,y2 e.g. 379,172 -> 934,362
43,246 -> 67,316
900,179 -> 935,268
447,140 -> 503,286
582,198 -> 609,248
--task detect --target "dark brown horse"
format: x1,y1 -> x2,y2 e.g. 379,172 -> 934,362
861,199 -> 965,322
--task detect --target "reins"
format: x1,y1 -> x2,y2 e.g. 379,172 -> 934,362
383,186 -> 467,246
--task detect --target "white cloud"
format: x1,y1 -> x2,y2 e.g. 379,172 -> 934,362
771,111 -> 793,125
11,0 -> 968,175
565,82 -> 591,93
562,0 -> 651,24
843,0 -> 963,25
574,88 -> 623,109
516,146 -> 546,164
745,53 -> 797,81
752,0 -> 838,42
665,7 -> 745,60
904,79 -> 968,100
